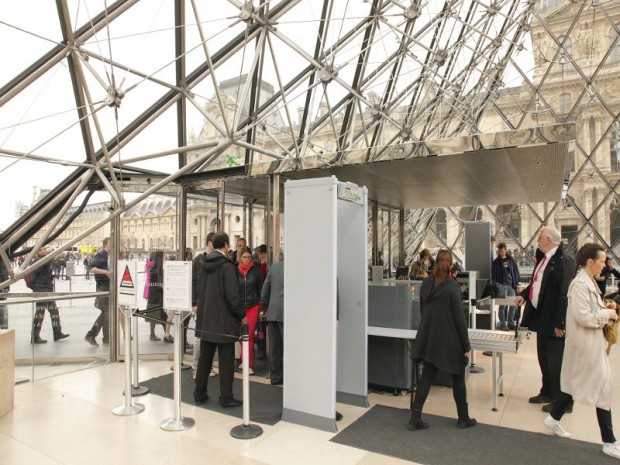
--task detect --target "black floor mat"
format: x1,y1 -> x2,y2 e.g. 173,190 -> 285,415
142,368 -> 281,426
331,404 -> 609,465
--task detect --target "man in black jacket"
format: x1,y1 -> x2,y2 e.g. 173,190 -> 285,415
30,247 -> 69,343
516,226 -> 575,413
491,242 -> 520,330
194,232 -> 244,408
84,238 -> 111,346
191,231 -> 215,379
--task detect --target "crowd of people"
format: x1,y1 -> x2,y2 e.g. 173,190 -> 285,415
10,224 -> 620,458
191,232 -> 283,408
409,226 -> 620,460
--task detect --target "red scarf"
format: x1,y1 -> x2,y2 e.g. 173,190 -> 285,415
238,261 -> 253,276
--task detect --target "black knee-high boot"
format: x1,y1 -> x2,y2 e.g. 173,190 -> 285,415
456,402 -> 477,428
408,402 -> 429,430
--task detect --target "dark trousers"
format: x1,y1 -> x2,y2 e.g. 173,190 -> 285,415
195,341 -> 235,401
536,333 -> 565,400
32,300 -> 62,338
552,391 -> 616,443
268,321 -> 284,384
412,362 -> 468,418
0,299 -> 8,329
86,293 -> 109,341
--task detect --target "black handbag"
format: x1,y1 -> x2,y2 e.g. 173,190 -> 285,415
481,280 -> 506,299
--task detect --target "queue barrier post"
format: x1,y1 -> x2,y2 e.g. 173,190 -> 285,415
160,310 -> 195,431
231,324 -> 263,440
131,310 -> 149,396
113,306 -> 145,416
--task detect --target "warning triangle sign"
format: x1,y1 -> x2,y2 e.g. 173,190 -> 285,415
120,265 -> 134,289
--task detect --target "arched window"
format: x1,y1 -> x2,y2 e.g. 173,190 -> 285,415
495,204 -> 521,240
433,209 -> 447,241
610,26 -> 620,62
559,93 -> 571,113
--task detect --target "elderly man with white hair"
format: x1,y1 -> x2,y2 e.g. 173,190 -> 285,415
516,226 -> 576,414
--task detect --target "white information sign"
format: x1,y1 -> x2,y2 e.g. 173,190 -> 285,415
117,260 -> 138,307
163,261 -> 192,312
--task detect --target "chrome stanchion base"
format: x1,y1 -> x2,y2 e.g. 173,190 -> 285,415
160,416 -> 196,431
130,385 -> 150,396
170,363 -> 191,371
122,385 -> 150,396
112,403 -> 145,416
470,365 -> 485,374
230,424 -> 263,440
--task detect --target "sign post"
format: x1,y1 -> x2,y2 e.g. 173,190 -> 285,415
160,261 -> 195,432
113,260 -> 144,416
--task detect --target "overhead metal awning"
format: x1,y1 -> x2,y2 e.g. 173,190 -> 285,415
177,123 -> 576,209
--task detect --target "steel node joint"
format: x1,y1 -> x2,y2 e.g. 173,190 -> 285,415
403,5 -> 421,20
319,65 -> 338,84
105,86 -> 125,108
239,3 -> 254,22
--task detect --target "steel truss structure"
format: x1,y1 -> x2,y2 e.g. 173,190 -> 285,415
2,0 -> 620,289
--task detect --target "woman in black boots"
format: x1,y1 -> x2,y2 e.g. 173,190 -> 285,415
409,249 -> 476,430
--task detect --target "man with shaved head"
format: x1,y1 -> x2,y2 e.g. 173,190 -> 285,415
516,226 -> 576,413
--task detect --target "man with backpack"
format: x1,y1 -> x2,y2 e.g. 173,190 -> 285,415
29,247 -> 70,343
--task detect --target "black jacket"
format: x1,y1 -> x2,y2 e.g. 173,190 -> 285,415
31,257 -> 54,292
411,276 -> 471,375
237,262 -> 262,309
195,251 -> 244,343
191,252 -> 207,306
597,266 -> 620,296
145,260 -> 164,320
519,243 -> 575,335
491,255 -> 520,290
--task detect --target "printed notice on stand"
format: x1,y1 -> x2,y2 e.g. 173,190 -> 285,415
117,260 -> 138,307
163,261 -> 192,312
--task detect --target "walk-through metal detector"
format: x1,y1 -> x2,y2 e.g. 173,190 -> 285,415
282,176 -> 368,432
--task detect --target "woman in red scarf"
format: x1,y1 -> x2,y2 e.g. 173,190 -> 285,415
237,246 -> 263,374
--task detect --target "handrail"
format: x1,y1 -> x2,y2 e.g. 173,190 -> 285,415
1,291 -> 109,306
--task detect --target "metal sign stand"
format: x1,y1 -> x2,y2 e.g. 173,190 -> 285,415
113,306 -> 145,416
160,310 -> 195,431
231,325 -> 263,439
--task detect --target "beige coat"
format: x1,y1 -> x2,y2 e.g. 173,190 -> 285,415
561,268 -> 613,409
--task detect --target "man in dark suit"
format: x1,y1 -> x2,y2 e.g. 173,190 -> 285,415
261,260 -> 284,385
194,231 -> 244,408
515,226 -> 575,413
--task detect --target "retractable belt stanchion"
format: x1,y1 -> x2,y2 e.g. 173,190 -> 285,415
170,312 -> 191,372
131,310 -> 149,396
231,324 -> 263,439
469,299 -> 484,374
160,310 -> 195,431
113,306 -> 145,416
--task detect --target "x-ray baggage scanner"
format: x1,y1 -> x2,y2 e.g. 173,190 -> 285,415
282,177 -> 368,432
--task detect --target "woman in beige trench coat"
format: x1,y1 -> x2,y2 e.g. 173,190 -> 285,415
544,243 -> 620,460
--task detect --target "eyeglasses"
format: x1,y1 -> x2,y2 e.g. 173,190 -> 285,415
241,255 -> 252,260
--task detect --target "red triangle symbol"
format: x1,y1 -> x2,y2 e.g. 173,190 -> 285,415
120,265 -> 134,288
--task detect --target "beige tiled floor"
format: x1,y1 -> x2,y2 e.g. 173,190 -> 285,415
2,333 -> 620,465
